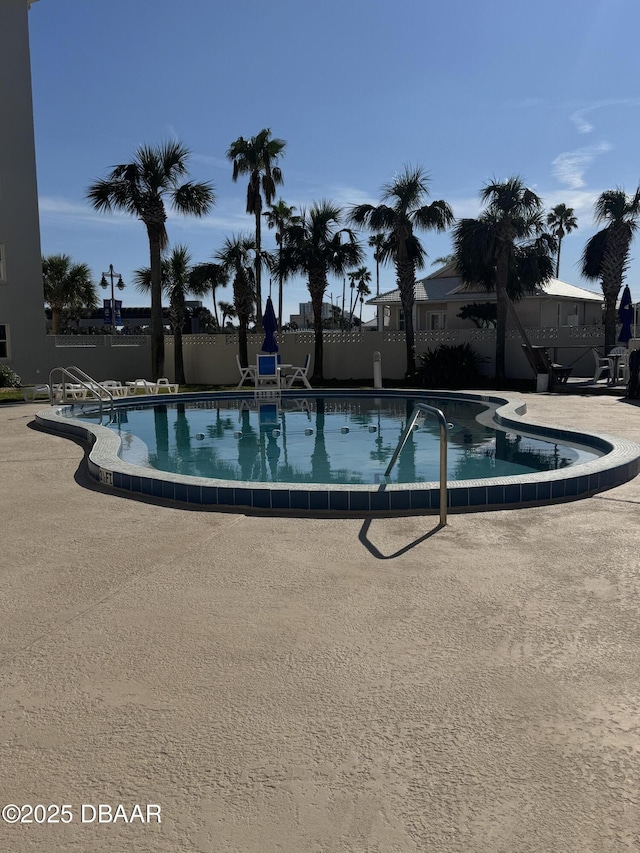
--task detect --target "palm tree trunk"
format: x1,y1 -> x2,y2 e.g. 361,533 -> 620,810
397,259 -> 417,378
555,238 -> 562,278
174,325 -> 185,385
600,225 -> 631,352
254,205 -> 263,326
309,271 -> 325,381
212,290 -> 220,327
51,306 -> 61,335
495,251 -> 509,384
171,304 -> 186,385
148,230 -> 165,381
238,320 -> 249,368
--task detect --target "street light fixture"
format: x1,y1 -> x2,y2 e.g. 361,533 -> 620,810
100,264 -> 125,335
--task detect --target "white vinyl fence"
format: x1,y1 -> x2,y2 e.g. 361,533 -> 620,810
45,326 -> 625,386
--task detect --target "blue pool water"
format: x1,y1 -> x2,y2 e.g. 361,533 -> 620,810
80,395 -> 601,485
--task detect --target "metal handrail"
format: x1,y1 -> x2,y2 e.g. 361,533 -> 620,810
384,402 -> 448,525
48,365 -> 115,420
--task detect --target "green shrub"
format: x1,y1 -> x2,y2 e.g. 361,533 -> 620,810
416,343 -> 485,389
0,365 -> 21,388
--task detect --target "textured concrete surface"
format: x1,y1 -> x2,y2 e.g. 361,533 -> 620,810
1,393 -> 640,853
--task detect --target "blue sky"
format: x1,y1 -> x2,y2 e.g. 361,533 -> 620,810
29,0 -> 640,325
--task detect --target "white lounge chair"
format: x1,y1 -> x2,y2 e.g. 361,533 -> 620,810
283,353 -> 312,389
126,379 -> 158,395
236,355 -> 257,388
22,383 -> 51,401
156,377 -> 179,393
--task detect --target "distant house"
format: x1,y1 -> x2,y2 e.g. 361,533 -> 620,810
367,262 -> 603,332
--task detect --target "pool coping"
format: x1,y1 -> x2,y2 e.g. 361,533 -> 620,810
34,389 -> 640,514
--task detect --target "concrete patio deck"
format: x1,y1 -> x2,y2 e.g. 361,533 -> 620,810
1,392 -> 640,853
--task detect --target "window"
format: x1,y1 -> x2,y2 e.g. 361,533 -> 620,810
398,308 -> 405,331
0,325 -> 8,359
0,244 -> 5,281
428,312 -> 447,331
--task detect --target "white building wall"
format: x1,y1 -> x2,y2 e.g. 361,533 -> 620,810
0,0 -> 46,383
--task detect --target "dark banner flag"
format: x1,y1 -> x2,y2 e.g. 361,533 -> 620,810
103,300 -> 123,326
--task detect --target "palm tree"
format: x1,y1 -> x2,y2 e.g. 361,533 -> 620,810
368,233 -> 386,296
264,198 -> 298,329
347,266 -> 371,327
358,279 -> 372,326
280,201 -> 363,381
547,203 -> 578,277
581,187 -> 640,352
133,245 -> 212,385
227,129 -> 286,326
453,177 -> 555,383
218,301 -> 237,329
189,262 -> 229,327
43,254 -> 96,334
216,235 -> 257,368
87,141 -> 215,379
350,166 -> 454,377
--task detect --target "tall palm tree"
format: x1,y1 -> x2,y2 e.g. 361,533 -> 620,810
216,235 -> 257,368
581,187 -> 640,352
368,233 -> 386,296
350,166 -> 454,377
227,129 -> 286,326
547,203 -> 578,277
264,198 -> 298,329
280,201 -> 362,381
87,141 -> 215,379
189,262 -> 229,327
43,254 -> 96,334
453,177 -> 555,383
133,245 -> 211,385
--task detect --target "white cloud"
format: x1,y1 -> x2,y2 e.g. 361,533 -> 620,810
191,152 -> 230,171
570,98 -> 640,134
552,142 -> 612,189
39,196 -> 132,227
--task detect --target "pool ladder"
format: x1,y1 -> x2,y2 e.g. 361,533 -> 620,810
384,402 -> 448,526
48,365 -> 115,421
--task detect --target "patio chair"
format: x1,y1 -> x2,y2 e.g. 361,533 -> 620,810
522,345 -> 572,389
591,348 -> 612,383
254,353 -> 282,398
236,354 -> 257,388
283,353 -> 312,389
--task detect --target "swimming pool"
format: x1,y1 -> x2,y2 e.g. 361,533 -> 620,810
35,389 -> 640,514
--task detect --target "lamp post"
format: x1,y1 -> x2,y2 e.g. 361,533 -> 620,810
100,264 -> 125,336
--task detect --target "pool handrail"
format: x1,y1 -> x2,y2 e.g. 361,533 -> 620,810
48,365 -> 114,419
384,402 -> 448,525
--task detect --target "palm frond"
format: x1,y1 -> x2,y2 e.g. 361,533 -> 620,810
171,181 -> 215,216
581,229 -> 609,280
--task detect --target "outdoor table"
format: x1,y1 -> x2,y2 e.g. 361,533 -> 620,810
608,354 -> 623,385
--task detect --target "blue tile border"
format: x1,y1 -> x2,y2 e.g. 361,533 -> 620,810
33,389 -> 640,515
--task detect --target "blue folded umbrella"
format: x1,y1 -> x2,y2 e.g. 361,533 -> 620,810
261,296 -> 279,353
618,284 -> 633,343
